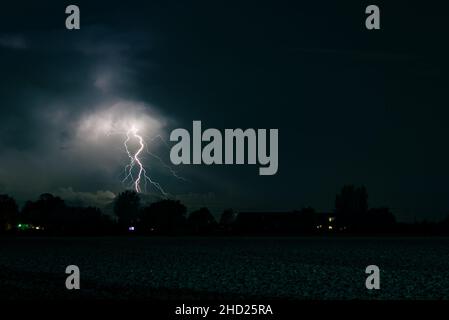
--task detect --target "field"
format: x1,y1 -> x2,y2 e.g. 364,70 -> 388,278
1,237 -> 449,300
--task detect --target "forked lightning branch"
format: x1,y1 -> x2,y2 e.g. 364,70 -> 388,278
122,125 -> 168,196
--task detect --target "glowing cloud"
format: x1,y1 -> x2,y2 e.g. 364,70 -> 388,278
75,100 -> 183,196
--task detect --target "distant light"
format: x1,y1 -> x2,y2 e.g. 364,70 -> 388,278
36,226 -> 40,230
128,226 -> 135,231
329,226 -> 333,230
17,223 -> 32,230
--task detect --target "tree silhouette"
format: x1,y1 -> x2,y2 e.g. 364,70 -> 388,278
113,190 -> 140,228
335,185 -> 368,229
364,207 -> 396,233
0,194 -> 18,232
139,199 -> 187,234
188,207 -> 217,234
297,207 -> 317,233
21,193 -> 66,230
219,209 -> 235,226
66,206 -> 114,235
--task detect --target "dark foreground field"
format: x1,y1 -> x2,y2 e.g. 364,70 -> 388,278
1,237 -> 448,300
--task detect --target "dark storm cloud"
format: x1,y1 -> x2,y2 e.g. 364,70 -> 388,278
0,25 -> 178,201
0,15 -> 243,213
0,34 -> 27,49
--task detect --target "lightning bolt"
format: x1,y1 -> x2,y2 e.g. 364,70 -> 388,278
143,135 -> 188,182
122,126 -> 168,196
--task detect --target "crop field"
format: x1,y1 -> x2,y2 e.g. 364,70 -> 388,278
1,237 -> 448,300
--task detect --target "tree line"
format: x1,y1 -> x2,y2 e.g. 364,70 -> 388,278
2,185 -> 449,236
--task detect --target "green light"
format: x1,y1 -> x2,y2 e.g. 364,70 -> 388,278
17,223 -> 32,230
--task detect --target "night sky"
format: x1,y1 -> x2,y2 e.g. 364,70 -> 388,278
0,1 -> 448,221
